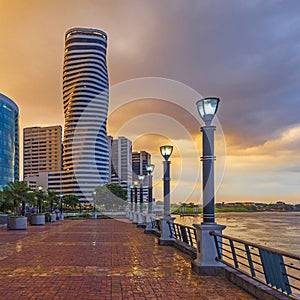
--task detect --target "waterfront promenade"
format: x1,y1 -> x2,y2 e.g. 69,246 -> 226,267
0,219 -> 255,299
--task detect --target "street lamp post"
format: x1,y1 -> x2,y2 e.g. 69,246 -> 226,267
158,145 -> 175,245
192,97 -> 226,275
132,180 -> 139,224
37,186 -> 43,213
145,164 -> 155,232
129,185 -> 134,220
137,175 -> 145,227
60,194 -> 64,220
93,191 -> 97,219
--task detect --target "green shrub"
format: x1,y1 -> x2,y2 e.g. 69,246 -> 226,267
80,213 -> 92,218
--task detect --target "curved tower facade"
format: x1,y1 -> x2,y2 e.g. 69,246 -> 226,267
63,28 -> 109,201
0,94 -> 19,189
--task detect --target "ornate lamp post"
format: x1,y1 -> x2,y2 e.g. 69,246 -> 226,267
146,164 -> 155,213
145,164 -> 155,232
129,185 -> 134,220
132,180 -> 139,224
158,145 -> 175,245
137,175 -> 145,227
60,193 -> 64,220
92,191 -> 97,219
37,186 -> 43,213
192,97 -> 226,275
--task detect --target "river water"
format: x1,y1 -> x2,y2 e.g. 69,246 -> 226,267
173,211 -> 300,255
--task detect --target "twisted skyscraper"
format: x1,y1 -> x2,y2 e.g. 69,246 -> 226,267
62,28 -> 109,201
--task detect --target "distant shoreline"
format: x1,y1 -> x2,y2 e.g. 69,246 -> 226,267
171,208 -> 299,214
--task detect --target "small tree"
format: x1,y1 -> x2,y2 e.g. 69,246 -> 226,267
35,188 -> 46,213
45,189 -> 60,212
106,184 -> 127,201
63,194 -> 81,211
95,184 -> 127,211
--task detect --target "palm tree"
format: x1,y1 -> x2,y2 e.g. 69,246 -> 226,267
46,189 -> 59,212
2,181 -> 32,214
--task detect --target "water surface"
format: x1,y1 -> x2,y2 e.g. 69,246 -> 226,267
173,211 -> 300,255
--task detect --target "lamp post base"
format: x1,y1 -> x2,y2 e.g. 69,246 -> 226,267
158,216 -> 175,245
126,207 -> 130,219
191,223 -> 226,275
144,213 -> 155,233
128,210 -> 133,221
132,211 -> 138,224
137,212 -> 146,227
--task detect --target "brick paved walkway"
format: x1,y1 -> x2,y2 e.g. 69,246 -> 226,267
0,219 -> 255,299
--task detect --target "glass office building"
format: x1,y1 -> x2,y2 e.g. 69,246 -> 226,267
0,94 -> 19,189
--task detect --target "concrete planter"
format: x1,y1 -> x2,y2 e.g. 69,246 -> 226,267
0,214 -> 9,225
30,214 -> 45,225
7,216 -> 28,230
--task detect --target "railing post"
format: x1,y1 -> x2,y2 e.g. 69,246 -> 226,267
245,244 -> 256,277
230,240 -> 238,268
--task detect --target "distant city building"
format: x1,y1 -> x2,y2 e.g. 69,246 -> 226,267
62,27 -> 110,202
23,126 -> 62,183
0,93 -> 19,188
132,151 -> 151,180
109,136 -> 132,190
36,171 -> 70,196
107,136 -> 113,182
132,151 -> 151,198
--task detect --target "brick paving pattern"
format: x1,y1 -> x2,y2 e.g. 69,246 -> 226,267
0,219 -> 256,299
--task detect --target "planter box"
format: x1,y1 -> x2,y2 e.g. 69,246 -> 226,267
0,214 -> 9,225
7,217 -> 27,230
30,215 -> 45,225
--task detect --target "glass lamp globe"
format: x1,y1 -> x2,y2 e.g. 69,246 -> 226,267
138,175 -> 145,182
146,164 -> 155,174
196,97 -> 220,126
160,145 -> 173,161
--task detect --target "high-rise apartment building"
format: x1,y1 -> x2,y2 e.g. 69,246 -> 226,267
62,27 -> 109,201
23,126 -> 62,178
132,151 -> 151,180
132,151 -> 151,199
109,136 -> 132,190
0,94 -> 19,188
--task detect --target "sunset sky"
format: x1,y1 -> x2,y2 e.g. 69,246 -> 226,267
1,0 -> 300,204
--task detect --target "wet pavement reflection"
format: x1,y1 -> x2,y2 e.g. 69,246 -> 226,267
0,219 -> 255,299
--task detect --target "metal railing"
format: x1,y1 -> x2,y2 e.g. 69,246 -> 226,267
211,231 -> 300,298
151,218 -> 161,231
167,221 -> 197,248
